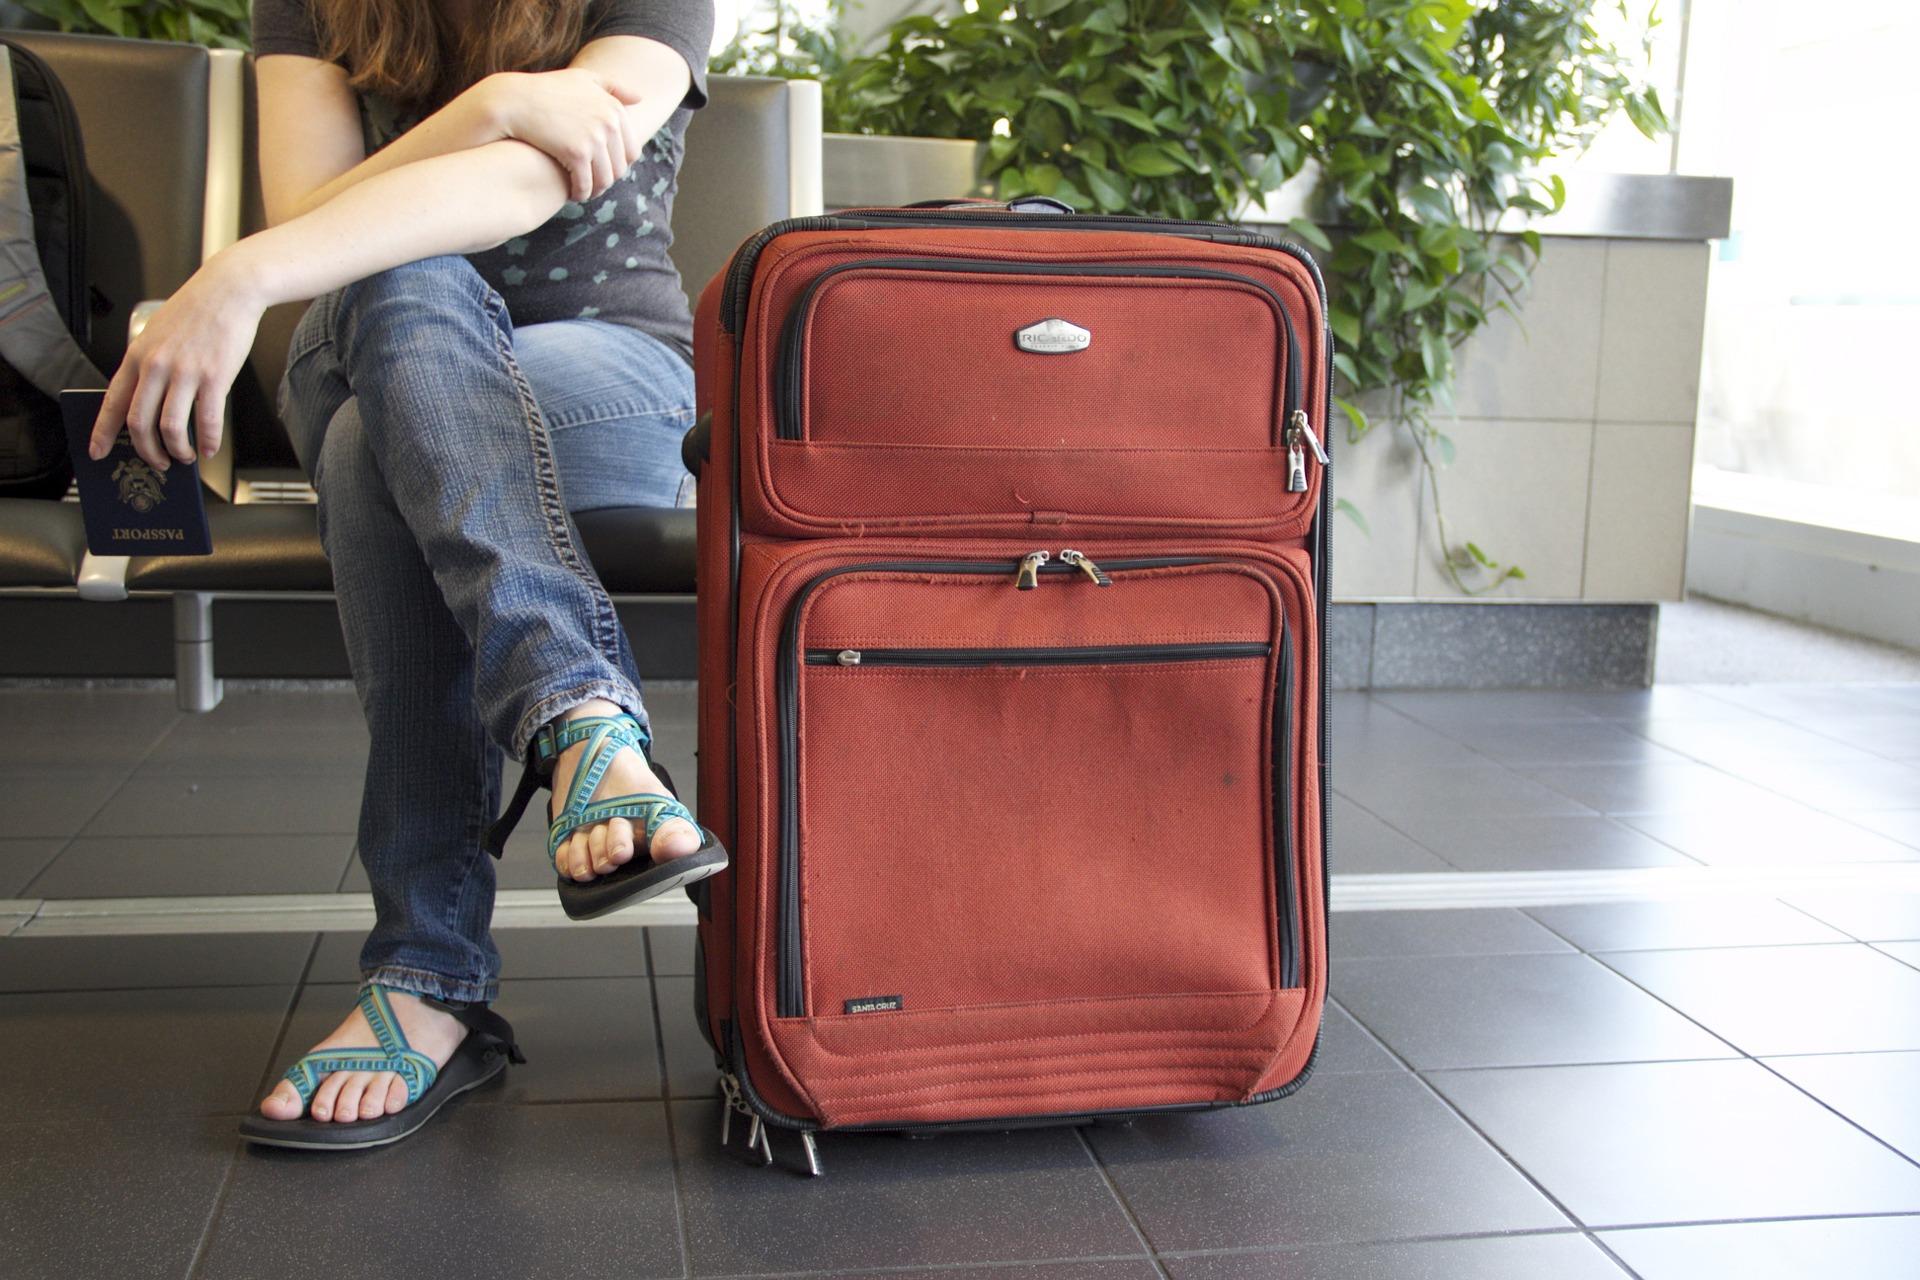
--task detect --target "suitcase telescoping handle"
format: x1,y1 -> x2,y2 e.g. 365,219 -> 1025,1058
900,196 -> 1076,215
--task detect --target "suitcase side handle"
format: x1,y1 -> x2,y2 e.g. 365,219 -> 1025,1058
683,412 -> 711,474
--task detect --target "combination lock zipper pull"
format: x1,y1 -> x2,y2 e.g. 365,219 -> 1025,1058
1014,550 -> 1050,590
1285,409 -> 1329,493
1058,549 -> 1112,586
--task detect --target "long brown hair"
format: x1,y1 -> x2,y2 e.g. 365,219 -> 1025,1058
309,0 -> 589,109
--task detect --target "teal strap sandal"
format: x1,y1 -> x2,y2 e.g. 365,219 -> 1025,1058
238,984 -> 525,1151
485,712 -> 728,921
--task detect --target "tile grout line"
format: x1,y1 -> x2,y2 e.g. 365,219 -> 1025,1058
1069,1124 -> 1168,1273
1331,996 -> 1613,1238
643,931 -> 696,1280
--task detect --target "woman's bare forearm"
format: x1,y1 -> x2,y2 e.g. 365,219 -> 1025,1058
279,77 -> 509,224
218,137 -> 570,309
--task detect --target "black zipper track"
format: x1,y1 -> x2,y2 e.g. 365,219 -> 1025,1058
720,208 -> 1307,337
806,641 -> 1270,668
774,257 -> 1301,443
776,555 -> 1298,1020
2,39 -> 89,339
1275,626 -> 1299,990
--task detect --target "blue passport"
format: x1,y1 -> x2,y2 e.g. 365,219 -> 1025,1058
60,389 -> 213,556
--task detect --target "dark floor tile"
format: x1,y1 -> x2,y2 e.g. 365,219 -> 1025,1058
1518,762 -> 1786,816
1162,1233 -> 1628,1280
1337,764 -> 1593,831
276,978 -> 661,1104
308,924 -> 649,983
1806,714 -> 1920,761
0,838 -> 62,895
0,984 -> 293,1119
140,718 -> 369,778
1402,813 -> 1695,873
0,932 -> 314,992
1315,1001 -> 1401,1075
1377,689 -> 1605,724
1717,756 -> 1920,816
0,768 -> 132,838
0,689 -> 180,766
193,688 -> 367,729
1621,805 -> 1919,866
0,1116 -> 235,1280
655,976 -> 721,1097
1426,719 -> 1690,767
1430,1058 -> 1920,1226
1784,890 -> 1920,941
1336,953 -> 1733,1070
1601,1216 -> 1920,1280
80,772 -> 364,837
672,1098 -> 1141,1274
868,1264 -> 1158,1280
199,1101 -> 682,1279
25,833 -> 354,898
1086,1072 -> 1568,1251
648,924 -> 698,975
1325,796 -> 1452,874
1558,685 -> 1760,722
1332,909 -> 1573,960
1847,808 -> 1920,848
1764,1051 -> 1920,1161
1600,944 -> 1920,1056
1525,898 -> 1852,952
1635,712 -> 1891,767
1880,941 -> 1920,971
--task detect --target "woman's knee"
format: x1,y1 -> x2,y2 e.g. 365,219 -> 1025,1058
333,255 -> 498,339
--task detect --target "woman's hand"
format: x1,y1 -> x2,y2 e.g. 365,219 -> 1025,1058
88,250 -> 267,471
482,69 -> 646,203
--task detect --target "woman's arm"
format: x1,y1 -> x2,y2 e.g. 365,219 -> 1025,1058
90,35 -> 692,472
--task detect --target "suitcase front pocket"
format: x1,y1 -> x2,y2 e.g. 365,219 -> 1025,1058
772,556 -> 1304,1021
775,257 -> 1302,450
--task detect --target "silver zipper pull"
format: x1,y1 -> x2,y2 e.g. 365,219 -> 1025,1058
1058,549 -> 1112,586
1014,550 -> 1050,590
835,649 -> 861,666
1285,409 -> 1326,492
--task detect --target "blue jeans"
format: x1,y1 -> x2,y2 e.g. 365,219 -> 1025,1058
280,254 -> 695,1004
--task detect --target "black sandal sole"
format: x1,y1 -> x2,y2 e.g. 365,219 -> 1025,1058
237,1034 -> 509,1152
557,832 -> 728,921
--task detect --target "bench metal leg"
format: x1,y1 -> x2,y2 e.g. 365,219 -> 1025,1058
172,592 -> 224,712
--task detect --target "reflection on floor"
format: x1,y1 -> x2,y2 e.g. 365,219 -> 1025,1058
2,662 -> 1918,1277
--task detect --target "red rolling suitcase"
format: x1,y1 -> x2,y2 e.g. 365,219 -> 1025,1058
683,198 -> 1331,1174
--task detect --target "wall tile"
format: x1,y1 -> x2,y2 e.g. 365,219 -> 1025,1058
1413,418 -> 1595,598
1451,239 -> 1608,422
1597,240 -> 1710,422
1331,417 -> 1425,598
1584,421 -> 1696,600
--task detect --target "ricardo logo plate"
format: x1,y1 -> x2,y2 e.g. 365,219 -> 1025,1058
1014,317 -> 1091,354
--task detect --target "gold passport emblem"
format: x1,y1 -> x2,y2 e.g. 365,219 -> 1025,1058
112,457 -> 166,513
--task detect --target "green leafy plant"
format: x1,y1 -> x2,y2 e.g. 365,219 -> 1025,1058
757,0 -> 1667,592
11,0 -> 249,48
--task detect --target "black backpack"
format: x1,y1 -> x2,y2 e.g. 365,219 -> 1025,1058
0,36 -> 105,498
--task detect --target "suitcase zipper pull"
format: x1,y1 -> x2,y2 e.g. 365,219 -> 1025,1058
1014,550 -> 1050,590
1285,409 -> 1329,493
1058,549 -> 1112,586
835,649 -> 861,666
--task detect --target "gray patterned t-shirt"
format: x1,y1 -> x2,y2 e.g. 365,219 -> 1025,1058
250,0 -> 714,365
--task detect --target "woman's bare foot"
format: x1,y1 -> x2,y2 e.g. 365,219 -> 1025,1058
258,990 -> 467,1123
548,699 -> 702,882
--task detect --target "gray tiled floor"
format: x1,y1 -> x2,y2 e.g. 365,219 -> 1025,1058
5,680 -> 1920,1277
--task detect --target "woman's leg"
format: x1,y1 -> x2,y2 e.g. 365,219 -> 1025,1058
285,253 -> 647,754
260,262 -> 698,1124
